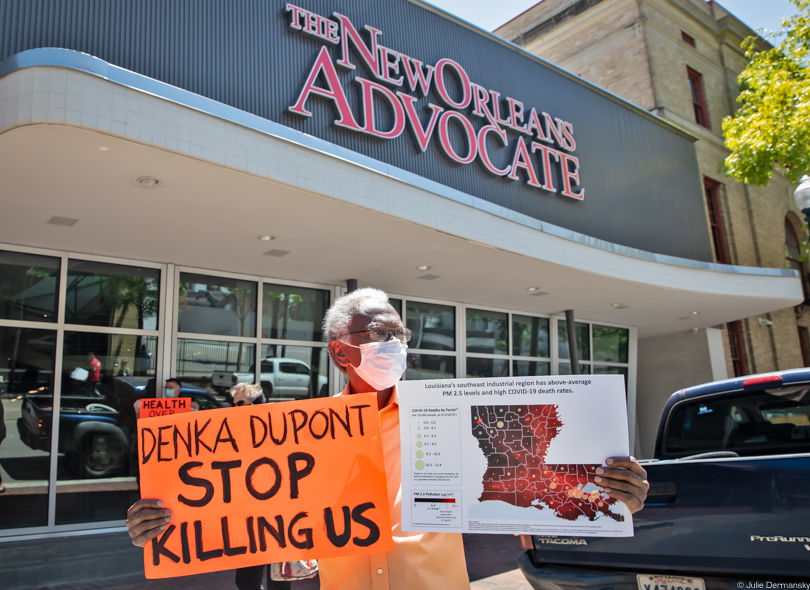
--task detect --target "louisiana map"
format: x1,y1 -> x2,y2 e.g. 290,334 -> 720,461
471,404 -> 623,522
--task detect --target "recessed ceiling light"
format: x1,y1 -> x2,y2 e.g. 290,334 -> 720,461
47,216 -> 79,227
611,302 -> 623,307
258,235 -> 275,241
691,311 -> 700,315
416,265 -> 431,271
527,287 -> 540,291
136,176 -> 161,187
99,146 -> 109,151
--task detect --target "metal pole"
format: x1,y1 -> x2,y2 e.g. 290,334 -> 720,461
565,309 -> 579,375
346,279 -> 358,293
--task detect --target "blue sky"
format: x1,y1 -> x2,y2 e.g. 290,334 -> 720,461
427,0 -> 799,40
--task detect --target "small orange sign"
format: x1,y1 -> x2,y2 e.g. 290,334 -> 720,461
139,397 -> 191,419
138,393 -> 392,579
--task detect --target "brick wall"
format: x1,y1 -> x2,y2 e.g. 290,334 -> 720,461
497,0 -> 810,454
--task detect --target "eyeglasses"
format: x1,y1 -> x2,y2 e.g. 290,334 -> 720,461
345,327 -> 412,343
233,398 -> 262,406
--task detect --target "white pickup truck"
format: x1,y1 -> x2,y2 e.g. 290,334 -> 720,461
211,358 -> 328,400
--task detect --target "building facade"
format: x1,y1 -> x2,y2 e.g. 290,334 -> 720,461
0,0 -> 801,586
496,0 -> 809,457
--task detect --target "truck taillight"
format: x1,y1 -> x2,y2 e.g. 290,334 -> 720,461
232,374 -> 237,385
37,419 -> 47,436
742,375 -> 782,387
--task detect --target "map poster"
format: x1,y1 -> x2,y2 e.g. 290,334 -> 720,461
397,375 -> 633,537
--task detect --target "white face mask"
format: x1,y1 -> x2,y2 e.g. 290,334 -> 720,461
346,338 -> 408,391
164,386 -> 177,398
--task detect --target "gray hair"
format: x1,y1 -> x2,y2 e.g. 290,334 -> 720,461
229,382 -> 263,404
323,287 -> 390,371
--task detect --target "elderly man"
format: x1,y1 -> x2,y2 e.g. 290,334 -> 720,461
126,288 -> 649,589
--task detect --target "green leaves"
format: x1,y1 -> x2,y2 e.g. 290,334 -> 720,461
722,0 -> 810,185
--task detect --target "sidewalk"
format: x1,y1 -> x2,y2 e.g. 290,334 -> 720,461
18,534 -> 532,590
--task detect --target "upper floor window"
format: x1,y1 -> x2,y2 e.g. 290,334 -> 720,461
727,320 -> 747,378
704,178 -> 729,264
687,67 -> 710,129
785,218 -> 809,300
799,326 -> 810,367
681,31 -> 696,47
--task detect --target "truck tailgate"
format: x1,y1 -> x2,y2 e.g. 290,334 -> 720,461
524,456 -> 810,579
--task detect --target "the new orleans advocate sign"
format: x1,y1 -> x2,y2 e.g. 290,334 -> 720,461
285,3 -> 585,201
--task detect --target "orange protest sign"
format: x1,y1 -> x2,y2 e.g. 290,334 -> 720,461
139,397 -> 191,420
137,393 -> 392,579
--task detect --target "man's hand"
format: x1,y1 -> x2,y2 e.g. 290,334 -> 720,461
126,499 -> 172,547
595,456 -> 649,513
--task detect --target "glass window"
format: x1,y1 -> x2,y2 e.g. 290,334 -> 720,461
687,66 -> 710,129
663,384 -> 810,458
55,333 -> 158,525
66,260 -> 159,330
0,327 -> 56,530
60,332 -> 158,398
558,322 -> 590,361
681,31 -> 696,47
0,251 -> 60,323
558,362 -> 591,375
785,219 -> 810,300
182,391 -> 224,412
260,344 -> 328,400
467,357 -> 509,378
466,309 -> 508,355
512,315 -> 549,357
280,362 -> 310,375
727,320 -> 748,377
262,284 -> 328,341
512,360 -> 550,377
406,301 -> 455,351
389,298 -> 402,317
592,325 -> 629,363
176,338 -> 255,394
178,273 -> 256,337
405,354 -> 456,380
705,180 -> 729,264
592,365 -> 627,393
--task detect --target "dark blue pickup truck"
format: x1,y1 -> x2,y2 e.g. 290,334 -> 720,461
519,368 -> 810,589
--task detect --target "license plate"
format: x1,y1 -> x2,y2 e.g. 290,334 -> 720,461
637,575 -> 706,590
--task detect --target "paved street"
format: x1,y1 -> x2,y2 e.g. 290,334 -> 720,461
15,534 -> 532,590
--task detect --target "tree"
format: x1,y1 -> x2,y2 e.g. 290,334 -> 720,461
722,0 -> 810,185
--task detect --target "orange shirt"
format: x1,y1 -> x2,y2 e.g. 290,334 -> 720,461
317,386 -> 470,590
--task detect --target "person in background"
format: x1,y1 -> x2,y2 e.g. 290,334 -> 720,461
162,377 -> 199,411
134,377 -> 199,416
87,352 -> 101,395
136,344 -> 151,375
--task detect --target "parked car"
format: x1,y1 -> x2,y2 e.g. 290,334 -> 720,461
17,376 -> 223,479
519,368 -> 810,589
211,358 -> 328,400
